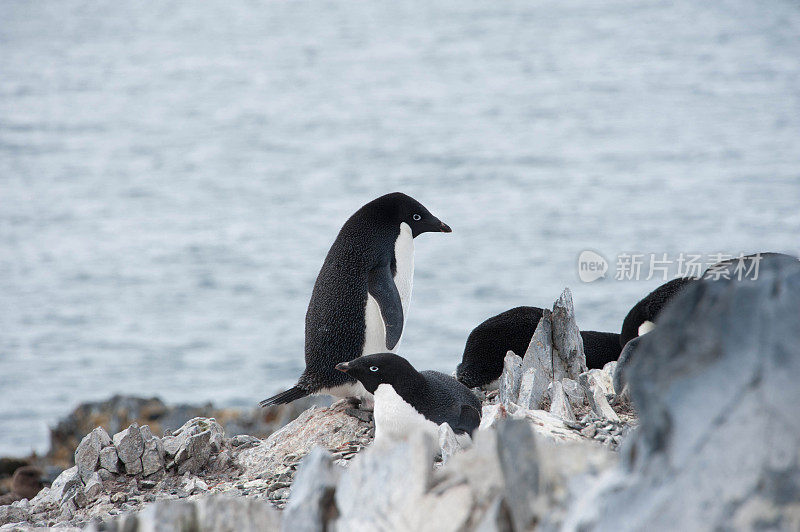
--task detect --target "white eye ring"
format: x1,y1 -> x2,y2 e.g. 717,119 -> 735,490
412,214 -> 421,221
370,366 -> 379,372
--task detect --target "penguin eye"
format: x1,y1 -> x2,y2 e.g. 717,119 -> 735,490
412,214 -> 421,221
370,366 -> 379,372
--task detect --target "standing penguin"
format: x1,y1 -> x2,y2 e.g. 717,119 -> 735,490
259,192 -> 452,407
335,353 -> 482,443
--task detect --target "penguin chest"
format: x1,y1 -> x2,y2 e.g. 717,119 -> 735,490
373,384 -> 439,444
362,223 -> 415,355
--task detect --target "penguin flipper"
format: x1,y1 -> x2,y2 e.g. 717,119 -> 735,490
453,404 -> 482,436
368,264 -> 404,350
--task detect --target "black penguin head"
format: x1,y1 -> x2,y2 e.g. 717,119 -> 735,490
335,352 -> 422,394
366,192 -> 452,237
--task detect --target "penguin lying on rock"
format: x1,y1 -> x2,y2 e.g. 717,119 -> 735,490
455,306 -> 622,389
619,277 -> 696,348
615,252 -> 798,391
259,192 -> 452,408
335,353 -> 482,445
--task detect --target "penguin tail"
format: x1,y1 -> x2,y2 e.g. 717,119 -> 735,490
258,386 -> 309,408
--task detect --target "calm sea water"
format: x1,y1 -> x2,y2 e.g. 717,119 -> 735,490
1,0 -> 799,455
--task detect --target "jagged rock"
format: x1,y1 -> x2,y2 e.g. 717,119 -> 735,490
112,424 -> 144,475
568,257 -> 800,530
550,288 -> 588,380
498,352 -> 523,407
438,423 -> 461,465
511,409 -> 585,444
473,496 -> 513,532
478,404 -> 507,431
579,371 -> 619,422
164,418 -> 224,475
496,420 -> 539,531
31,465 -> 82,509
46,394 -> 329,469
549,381 -> 576,422
117,499 -> 197,530
231,435 -> 261,448
184,477 -> 209,494
74,427 -> 111,472
561,378 -> 585,410
194,496 -> 281,531
139,426 -> 165,477
0,504 -> 29,526
98,446 -> 120,474
236,402 -> 371,480
82,471 -> 103,502
282,447 -> 338,532
518,314 -> 552,410
336,432 -> 472,532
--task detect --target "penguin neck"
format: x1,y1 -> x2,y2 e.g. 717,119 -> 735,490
388,369 -> 427,404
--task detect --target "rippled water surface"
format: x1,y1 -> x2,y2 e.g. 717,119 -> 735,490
1,0 -> 799,454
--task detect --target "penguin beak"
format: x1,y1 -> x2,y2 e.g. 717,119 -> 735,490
335,362 -> 350,373
439,221 -> 452,233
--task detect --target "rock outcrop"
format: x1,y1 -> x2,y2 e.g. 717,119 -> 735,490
6,260 -> 798,531
566,255 -> 800,530
45,394 -> 330,469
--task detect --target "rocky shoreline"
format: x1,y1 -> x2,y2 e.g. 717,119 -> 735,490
2,257 -> 800,531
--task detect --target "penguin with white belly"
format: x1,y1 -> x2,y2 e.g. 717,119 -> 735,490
259,192 -> 452,407
335,353 -> 482,444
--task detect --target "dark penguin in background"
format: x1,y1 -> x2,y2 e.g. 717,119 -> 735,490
614,252 -> 799,392
455,306 -> 623,389
335,353 -> 482,443
619,277 -> 696,348
259,193 -> 452,407
0,466 -> 45,505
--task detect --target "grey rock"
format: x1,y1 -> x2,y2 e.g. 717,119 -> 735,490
231,435 -> 261,448
550,288 -> 588,380
0,505 -> 30,527
438,423 -> 461,465
549,380 -> 576,422
496,419 -> 539,532
184,478 -> 208,494
518,313 -> 554,410
82,472 -> 103,501
498,352 -> 523,407
336,432 -> 435,529
561,377 -> 585,409
164,418 -> 224,475
195,495 -> 281,531
568,257 -> 800,531
140,425 -> 165,477
74,427 -> 111,472
478,404 -> 507,431
613,334 -> 643,395
336,432 -> 472,531
99,445 -> 120,474
473,497 -> 513,532
579,371 -> 619,422
118,499 -> 197,531
282,447 -> 338,532
31,465 -> 83,510
235,402 -> 372,480
112,423 -> 145,474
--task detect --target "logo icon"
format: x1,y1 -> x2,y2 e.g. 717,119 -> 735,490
578,250 -> 608,282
